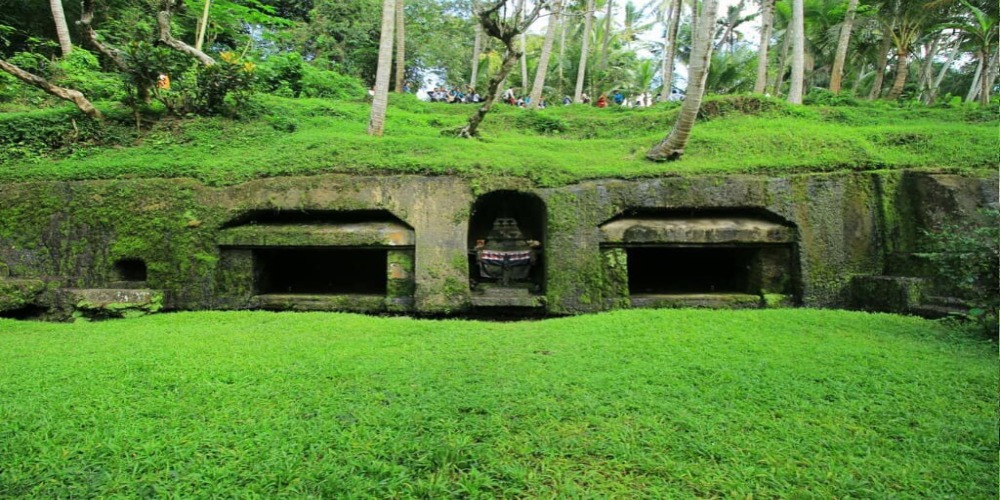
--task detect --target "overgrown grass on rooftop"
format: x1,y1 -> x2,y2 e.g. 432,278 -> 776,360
0,94 -> 996,186
0,309 -> 996,497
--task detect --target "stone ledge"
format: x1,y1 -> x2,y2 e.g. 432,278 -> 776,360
631,293 -> 765,309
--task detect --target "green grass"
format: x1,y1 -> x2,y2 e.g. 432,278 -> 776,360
0,95 -> 996,187
0,309 -> 995,497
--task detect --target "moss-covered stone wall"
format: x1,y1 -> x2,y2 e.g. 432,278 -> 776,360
0,169 -> 995,318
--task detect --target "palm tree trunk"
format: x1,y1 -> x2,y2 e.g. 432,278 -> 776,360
916,37 -> 939,102
787,0 -> 804,104
886,45 -> 909,100
50,0 -> 72,57
964,55 -> 983,102
529,0 -> 562,109
927,38 -> 960,104
753,0 -> 773,93
367,0 -> 396,136
599,0 -> 613,71
868,33 -> 892,99
0,58 -> 100,119
394,0 -> 405,92
518,0 -> 528,89
646,0 -> 718,161
771,27 -> 791,95
558,12 -> 567,96
470,22 -> 482,87
574,0 -> 595,102
979,50 -> 997,105
829,0 -> 858,93
661,0 -> 683,100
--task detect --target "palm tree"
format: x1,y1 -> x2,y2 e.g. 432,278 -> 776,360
394,0 -> 406,92
716,0 -> 757,54
876,0 -> 938,100
647,0 -> 719,161
368,0 -> 396,136
529,0 -> 563,108
943,0 -> 998,104
829,0 -> 860,92
50,0 -> 72,57
574,0 -> 595,101
788,0 -> 805,103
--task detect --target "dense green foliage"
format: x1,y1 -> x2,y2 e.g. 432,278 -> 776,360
0,309 -> 995,497
918,209 -> 1000,335
0,95 -> 994,186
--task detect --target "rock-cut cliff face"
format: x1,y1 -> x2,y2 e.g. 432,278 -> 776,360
0,169 -> 995,320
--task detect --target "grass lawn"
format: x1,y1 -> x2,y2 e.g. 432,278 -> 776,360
0,309 -> 996,497
1,95 -> 996,186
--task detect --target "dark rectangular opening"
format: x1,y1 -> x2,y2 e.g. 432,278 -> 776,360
254,248 -> 386,295
627,246 -> 758,295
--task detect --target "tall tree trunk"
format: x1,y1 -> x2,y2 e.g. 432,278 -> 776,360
50,0 -> 72,57
195,0 -> 211,51
979,50 -> 997,105
787,0 -> 804,104
0,59 -> 100,119
470,23 -> 483,87
528,0 -> 562,109
646,0 -> 718,161
916,37 -> 939,102
558,12 -> 567,96
599,0 -> 613,71
574,0 -> 595,102
661,0 -> 682,100
868,33 -> 892,99
771,26 -> 791,95
394,0 -> 405,92
927,38 -> 960,104
964,55 -> 983,102
368,0 -> 396,136
829,0 -> 859,92
886,45 -> 909,100
518,0 -> 528,89
753,0 -> 773,93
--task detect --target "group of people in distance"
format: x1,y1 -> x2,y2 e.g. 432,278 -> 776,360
420,84 -> 683,108
427,85 -> 483,103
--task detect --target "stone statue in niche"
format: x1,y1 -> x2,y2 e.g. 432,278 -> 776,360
473,217 -> 541,286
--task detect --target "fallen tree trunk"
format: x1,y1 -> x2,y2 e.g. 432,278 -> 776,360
0,59 -> 102,120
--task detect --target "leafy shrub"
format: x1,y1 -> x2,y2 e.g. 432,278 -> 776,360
804,88 -> 859,106
0,107 -> 134,163
256,53 -> 365,101
256,52 -> 305,96
918,209 -> 1000,337
515,111 -> 566,134
194,52 -> 257,115
51,49 -> 124,102
300,65 -> 365,100
268,114 -> 298,132
697,94 -> 792,120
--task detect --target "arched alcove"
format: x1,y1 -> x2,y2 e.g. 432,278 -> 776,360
467,191 -> 547,305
